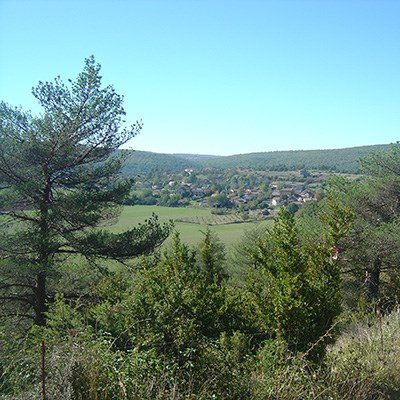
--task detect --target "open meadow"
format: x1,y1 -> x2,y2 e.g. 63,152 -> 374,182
111,205 -> 273,250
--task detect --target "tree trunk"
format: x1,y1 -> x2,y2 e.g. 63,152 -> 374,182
34,272 -> 47,326
365,256 -> 381,304
35,169 -> 51,326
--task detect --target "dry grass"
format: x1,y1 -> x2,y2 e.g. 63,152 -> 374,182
325,309 -> 400,399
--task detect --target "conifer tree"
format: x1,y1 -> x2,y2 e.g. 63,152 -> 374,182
246,208 -> 342,358
0,56 -> 172,325
342,144 -> 400,306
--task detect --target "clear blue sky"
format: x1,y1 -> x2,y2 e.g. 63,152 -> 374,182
1,0 -> 399,156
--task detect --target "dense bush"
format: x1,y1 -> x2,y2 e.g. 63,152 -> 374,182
244,209 -> 342,360
3,309 -> 400,399
0,210 -> 346,399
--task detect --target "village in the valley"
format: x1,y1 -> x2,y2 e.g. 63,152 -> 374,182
129,166 -> 323,218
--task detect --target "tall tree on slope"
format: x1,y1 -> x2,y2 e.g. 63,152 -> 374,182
0,56 -> 172,325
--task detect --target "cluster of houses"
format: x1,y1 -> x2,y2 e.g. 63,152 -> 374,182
161,181 -> 207,198
164,180 -> 316,209
226,184 -> 316,209
269,183 -> 316,207
140,168 -> 320,211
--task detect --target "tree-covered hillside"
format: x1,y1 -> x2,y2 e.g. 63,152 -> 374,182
202,144 -> 392,173
121,144 -> 393,175
120,150 -> 202,175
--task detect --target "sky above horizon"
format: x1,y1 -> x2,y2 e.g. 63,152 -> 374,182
1,0 -> 399,156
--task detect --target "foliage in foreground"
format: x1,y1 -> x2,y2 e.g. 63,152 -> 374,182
2,307 -> 400,399
0,209 -> 345,399
1,197 -> 400,399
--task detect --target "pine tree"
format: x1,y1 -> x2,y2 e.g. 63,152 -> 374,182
0,56 -> 172,325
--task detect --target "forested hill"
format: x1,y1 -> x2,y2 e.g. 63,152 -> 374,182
121,144 -> 393,175
121,150 -> 203,175
200,144 -> 393,173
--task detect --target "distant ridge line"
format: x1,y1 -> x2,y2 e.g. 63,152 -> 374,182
121,144 -> 394,175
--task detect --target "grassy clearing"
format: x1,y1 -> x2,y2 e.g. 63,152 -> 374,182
111,205 -> 272,248
108,205 -> 273,283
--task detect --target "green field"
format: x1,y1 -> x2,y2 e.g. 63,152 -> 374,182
111,205 -> 272,250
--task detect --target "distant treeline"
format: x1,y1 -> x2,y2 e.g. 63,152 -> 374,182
121,144 -> 393,175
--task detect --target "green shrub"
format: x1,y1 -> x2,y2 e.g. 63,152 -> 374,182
245,208 -> 342,359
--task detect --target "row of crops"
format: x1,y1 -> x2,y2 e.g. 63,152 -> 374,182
175,214 -> 248,225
